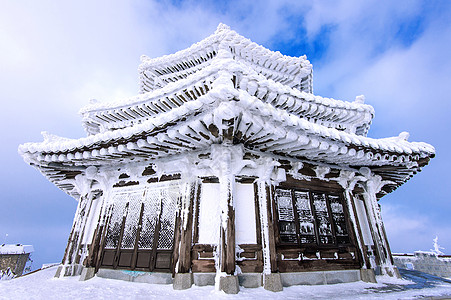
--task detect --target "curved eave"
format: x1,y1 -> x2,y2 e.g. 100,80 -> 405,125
81,61 -> 373,136
138,23 -> 313,93
20,88 -> 434,195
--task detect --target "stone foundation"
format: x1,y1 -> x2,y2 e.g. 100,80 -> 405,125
280,270 -> 361,286
219,275 -> 240,294
96,269 -> 173,284
264,273 -> 283,292
193,273 -> 216,286
54,264 -> 83,278
173,273 -> 193,290
360,269 -> 377,283
238,273 -> 262,288
81,268 -> 366,293
79,267 -> 96,281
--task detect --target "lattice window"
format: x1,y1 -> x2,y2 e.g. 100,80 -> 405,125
138,188 -> 161,249
275,189 -> 297,243
104,192 -> 129,249
294,191 -> 316,244
121,189 -> 145,249
157,186 -> 180,250
275,188 -> 350,247
104,181 -> 181,251
312,192 -> 333,245
329,195 -> 350,245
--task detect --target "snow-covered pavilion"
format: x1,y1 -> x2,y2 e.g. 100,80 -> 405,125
19,24 -> 434,293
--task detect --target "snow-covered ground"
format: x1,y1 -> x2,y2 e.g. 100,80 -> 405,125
2,267 -> 451,300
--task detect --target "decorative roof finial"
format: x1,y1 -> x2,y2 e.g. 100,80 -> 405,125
215,23 -> 231,34
398,131 -> 410,141
41,131 -> 67,143
140,55 -> 150,62
354,95 -> 365,104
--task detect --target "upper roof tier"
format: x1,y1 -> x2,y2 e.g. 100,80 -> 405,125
138,23 -> 313,94
81,44 -> 374,137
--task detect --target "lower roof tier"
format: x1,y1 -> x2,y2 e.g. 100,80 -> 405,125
19,85 -> 434,198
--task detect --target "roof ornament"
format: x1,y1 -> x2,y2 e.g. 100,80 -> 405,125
41,131 -> 69,143
398,131 -> 410,141
215,23 -> 231,34
140,55 -> 150,62
354,95 -> 365,104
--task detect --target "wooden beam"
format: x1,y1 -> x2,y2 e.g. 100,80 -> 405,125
113,204 -> 128,269
131,203 -> 145,270
225,206 -> 236,274
346,192 -> 369,268
177,181 -> 197,273
171,209 -> 181,276
267,184 -> 278,272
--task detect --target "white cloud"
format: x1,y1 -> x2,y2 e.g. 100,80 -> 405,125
303,1 -> 451,254
382,203 -> 451,253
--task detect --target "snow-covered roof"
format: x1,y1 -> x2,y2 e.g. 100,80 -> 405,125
19,72 -> 434,197
138,23 -> 313,94
81,57 -> 373,136
18,23 -> 434,198
0,244 -> 34,255
19,89 -> 434,167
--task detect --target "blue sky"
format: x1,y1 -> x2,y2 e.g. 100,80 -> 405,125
1,0 -> 450,270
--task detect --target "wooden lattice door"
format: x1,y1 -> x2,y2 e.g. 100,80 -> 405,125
99,182 -> 180,272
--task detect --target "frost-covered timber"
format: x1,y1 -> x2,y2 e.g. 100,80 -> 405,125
19,24 -> 434,293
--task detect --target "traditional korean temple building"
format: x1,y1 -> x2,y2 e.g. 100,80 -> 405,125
19,24 -> 434,293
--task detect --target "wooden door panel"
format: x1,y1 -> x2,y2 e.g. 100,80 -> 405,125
101,250 -> 115,266
99,183 -> 180,272
118,251 -> 133,267
155,251 -> 172,270
136,251 -> 152,268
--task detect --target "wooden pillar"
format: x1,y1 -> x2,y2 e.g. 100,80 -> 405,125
344,190 -> 370,269
62,194 -> 87,266
174,180 -> 198,274
95,203 -> 114,272
75,191 -> 100,266
361,173 -> 395,275
219,174 -> 236,275
256,181 -> 277,274
362,192 -> 385,267
209,144 -> 241,280
86,191 -> 108,268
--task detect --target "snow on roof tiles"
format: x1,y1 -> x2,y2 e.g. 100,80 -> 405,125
138,23 -> 312,94
19,81 -> 434,169
18,23 -> 434,197
81,57 -> 373,136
